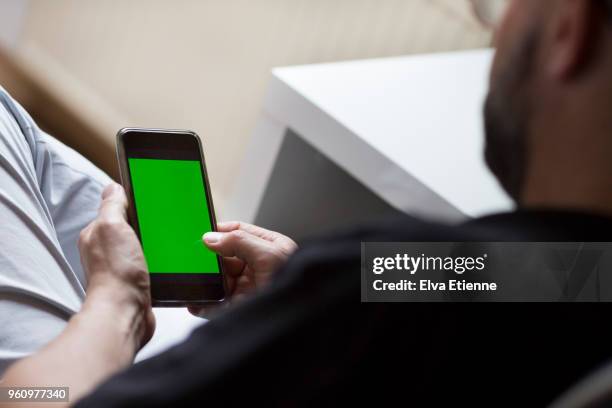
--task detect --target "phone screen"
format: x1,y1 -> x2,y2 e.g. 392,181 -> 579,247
128,157 -> 220,274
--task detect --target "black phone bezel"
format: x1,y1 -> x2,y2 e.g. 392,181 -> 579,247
116,127 -> 226,307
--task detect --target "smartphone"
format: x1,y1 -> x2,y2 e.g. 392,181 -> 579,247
116,128 -> 225,306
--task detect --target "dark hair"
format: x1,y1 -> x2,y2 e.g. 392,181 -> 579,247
606,0 -> 612,17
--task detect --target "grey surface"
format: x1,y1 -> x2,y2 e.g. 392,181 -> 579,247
255,129 -> 407,241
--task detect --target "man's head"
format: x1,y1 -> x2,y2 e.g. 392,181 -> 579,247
483,0 -> 612,211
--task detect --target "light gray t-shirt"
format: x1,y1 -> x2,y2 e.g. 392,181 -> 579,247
0,86 -> 111,374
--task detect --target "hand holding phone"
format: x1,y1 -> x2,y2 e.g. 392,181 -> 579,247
189,221 -> 298,316
78,183 -> 156,346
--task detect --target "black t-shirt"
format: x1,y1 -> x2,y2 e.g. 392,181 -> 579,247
76,210 -> 612,407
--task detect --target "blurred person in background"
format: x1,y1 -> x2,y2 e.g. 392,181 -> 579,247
2,0 -> 612,406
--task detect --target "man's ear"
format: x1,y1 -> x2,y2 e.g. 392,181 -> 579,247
547,0 -> 598,80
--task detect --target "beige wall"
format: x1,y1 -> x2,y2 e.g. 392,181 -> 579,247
16,0 -> 491,211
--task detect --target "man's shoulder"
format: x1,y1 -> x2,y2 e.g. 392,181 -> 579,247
284,209 -> 612,278
298,214 -> 490,251
305,209 -> 612,247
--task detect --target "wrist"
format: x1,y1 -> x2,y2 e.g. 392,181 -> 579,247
86,277 -> 144,308
82,281 -> 151,357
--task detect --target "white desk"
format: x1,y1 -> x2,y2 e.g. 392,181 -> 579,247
229,49 -> 513,239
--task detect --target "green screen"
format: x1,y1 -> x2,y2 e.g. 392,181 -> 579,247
128,158 -> 219,274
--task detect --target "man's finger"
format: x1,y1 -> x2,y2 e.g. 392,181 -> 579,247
216,221 -> 295,252
216,221 -> 281,241
203,229 -> 280,267
187,305 -> 214,318
188,302 -> 229,319
222,257 -> 245,278
98,183 -> 128,222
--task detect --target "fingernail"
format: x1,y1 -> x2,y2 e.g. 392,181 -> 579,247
203,232 -> 222,244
